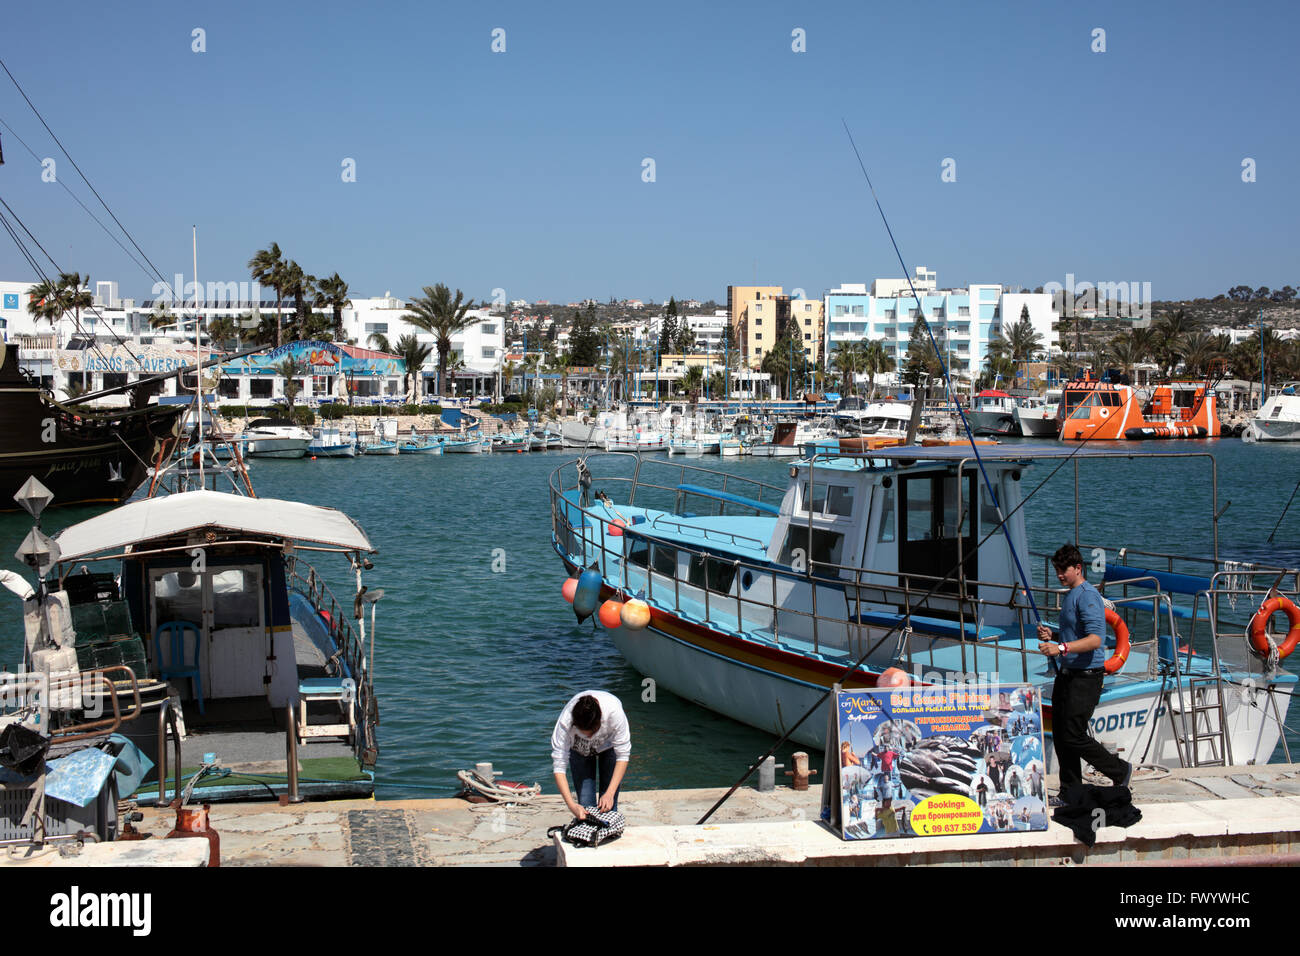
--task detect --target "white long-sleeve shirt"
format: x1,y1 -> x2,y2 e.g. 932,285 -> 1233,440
551,690 -> 632,774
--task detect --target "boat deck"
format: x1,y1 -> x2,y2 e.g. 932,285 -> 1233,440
127,612 -> 372,805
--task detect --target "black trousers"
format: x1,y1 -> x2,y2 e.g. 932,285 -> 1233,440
1051,669 -> 1128,786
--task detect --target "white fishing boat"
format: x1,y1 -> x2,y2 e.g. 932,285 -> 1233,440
750,419 -> 835,457
1014,390 -> 1061,438
605,430 -> 669,453
1250,383 -> 1300,441
443,436 -> 491,454
549,446 -> 1295,772
243,418 -> 312,458
308,426 -> 358,458
967,390 -> 1020,436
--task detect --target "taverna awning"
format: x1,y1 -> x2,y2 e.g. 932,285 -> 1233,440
54,490 -> 375,561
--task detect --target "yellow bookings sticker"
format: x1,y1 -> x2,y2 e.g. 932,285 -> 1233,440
909,794 -> 984,836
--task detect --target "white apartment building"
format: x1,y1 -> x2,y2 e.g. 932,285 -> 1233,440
824,271 -> 1058,377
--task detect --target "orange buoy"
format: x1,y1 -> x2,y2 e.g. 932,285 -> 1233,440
607,519 -> 627,537
598,599 -> 624,629
877,667 -> 910,688
1248,594 -> 1300,661
562,578 -> 579,604
620,598 -> 651,630
1104,606 -> 1131,674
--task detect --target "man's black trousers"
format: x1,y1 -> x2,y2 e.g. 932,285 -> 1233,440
1051,669 -> 1127,786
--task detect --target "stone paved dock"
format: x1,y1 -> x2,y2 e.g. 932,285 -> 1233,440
115,762 -> 1300,867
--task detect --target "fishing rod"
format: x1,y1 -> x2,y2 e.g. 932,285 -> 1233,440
841,119 -> 1043,630
699,143 -> 1180,826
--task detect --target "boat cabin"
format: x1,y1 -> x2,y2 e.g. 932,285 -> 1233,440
50,490 -> 379,802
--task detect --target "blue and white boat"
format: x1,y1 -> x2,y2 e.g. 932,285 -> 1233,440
308,426 -> 357,458
399,436 -> 443,454
549,446 -> 1296,771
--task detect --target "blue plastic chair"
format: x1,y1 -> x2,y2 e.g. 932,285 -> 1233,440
155,621 -> 204,715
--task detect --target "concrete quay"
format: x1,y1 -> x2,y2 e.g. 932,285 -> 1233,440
84,761 -> 1300,867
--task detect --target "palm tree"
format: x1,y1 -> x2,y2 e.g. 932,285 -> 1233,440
279,261 -> 314,339
57,273 -> 93,333
863,340 -> 895,397
1180,332 -> 1219,377
522,352 -> 543,403
313,273 -> 351,341
1154,308 -> 1191,378
276,357 -> 307,410
401,284 -> 476,396
832,342 -> 869,397
367,332 -> 393,354
25,279 -> 63,327
207,316 -> 239,350
679,363 -> 705,398
396,333 -> 433,404
1107,334 -> 1142,382
248,243 -> 286,348
148,301 -> 178,331
551,351 -> 574,413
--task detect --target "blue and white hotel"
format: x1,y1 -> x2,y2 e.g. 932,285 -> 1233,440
824,269 -> 1058,378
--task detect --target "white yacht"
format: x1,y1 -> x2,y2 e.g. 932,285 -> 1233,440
1251,383 -> 1300,441
242,418 -> 312,458
1013,389 -> 1061,438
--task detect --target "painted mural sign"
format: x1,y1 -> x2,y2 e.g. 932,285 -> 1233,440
220,340 -> 402,378
835,685 -> 1048,840
55,343 -> 213,375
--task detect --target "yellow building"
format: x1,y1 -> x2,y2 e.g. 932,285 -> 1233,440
735,291 -> 824,369
727,285 -> 782,366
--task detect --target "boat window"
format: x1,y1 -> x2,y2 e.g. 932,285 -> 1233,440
1272,406 -> 1283,418
877,485 -> 895,543
1101,392 -> 1122,407
941,475 -> 966,538
652,543 -> 678,577
779,529 -> 845,568
688,554 -> 737,593
826,485 -> 854,517
980,481 -> 1001,533
906,480 -> 933,541
211,569 -> 260,629
801,481 -> 827,514
626,538 -> 649,568
153,571 -> 203,626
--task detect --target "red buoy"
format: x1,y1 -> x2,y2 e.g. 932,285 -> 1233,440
878,667 -> 910,688
562,578 -> 579,604
598,600 -> 625,628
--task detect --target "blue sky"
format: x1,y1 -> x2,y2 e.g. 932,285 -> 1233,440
0,0 -> 1296,307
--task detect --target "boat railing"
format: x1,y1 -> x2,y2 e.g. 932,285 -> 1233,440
647,515 -> 768,551
284,556 -> 374,767
552,482 -> 1182,683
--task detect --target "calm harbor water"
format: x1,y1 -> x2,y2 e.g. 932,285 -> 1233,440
2,437 -> 1298,798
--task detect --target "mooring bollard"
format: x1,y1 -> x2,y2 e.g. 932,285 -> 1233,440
756,755 -> 783,792
475,762 -> 496,783
784,751 -> 818,791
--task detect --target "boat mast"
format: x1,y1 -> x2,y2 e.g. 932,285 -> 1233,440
194,224 -> 204,486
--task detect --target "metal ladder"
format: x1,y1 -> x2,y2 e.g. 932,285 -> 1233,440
1180,674 -> 1231,767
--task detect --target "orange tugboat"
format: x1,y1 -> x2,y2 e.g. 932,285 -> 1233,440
1059,373 -> 1220,441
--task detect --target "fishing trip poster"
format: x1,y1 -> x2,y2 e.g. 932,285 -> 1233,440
835,685 -> 1048,841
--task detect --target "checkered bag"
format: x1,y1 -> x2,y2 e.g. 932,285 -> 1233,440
548,807 -> 626,847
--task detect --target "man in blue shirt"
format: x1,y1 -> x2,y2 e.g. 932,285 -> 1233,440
1036,544 -> 1133,792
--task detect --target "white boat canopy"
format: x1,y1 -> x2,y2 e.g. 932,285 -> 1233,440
54,489 -> 375,561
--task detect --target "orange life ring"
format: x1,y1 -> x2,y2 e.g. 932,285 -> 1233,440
1104,606 -> 1130,674
1247,595 -> 1300,661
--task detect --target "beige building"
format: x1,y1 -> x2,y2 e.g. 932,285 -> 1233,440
730,287 -> 824,369
727,285 -> 782,366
